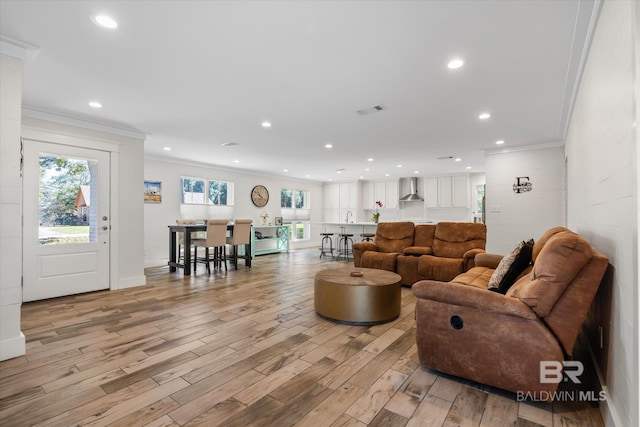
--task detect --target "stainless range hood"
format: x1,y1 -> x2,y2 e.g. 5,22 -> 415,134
399,177 -> 424,201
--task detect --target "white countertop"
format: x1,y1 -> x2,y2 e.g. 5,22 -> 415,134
320,222 -> 378,226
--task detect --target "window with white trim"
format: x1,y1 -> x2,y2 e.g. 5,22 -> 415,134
281,188 -> 310,241
181,176 -> 234,205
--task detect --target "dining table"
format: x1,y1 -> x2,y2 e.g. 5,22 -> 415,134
168,223 -> 251,275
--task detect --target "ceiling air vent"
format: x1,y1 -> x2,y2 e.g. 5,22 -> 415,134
356,105 -> 384,116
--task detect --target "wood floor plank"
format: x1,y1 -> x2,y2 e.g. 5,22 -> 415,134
479,392 -> 519,426
295,382 -> 366,427
318,350 -> 377,390
0,248 -> 603,427
442,386 -> 488,427
345,369 -> 409,424
368,408 -> 409,427
168,369 -> 264,425
234,358 -> 312,405
406,394 -> 453,427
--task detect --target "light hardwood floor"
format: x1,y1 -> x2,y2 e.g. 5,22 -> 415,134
1,249 -> 605,426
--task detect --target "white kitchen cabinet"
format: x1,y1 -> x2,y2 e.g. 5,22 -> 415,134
374,181 -> 386,206
425,175 -> 468,208
452,175 -> 468,207
361,181 -> 374,209
385,180 -> 398,208
425,177 -> 438,208
438,177 -> 453,207
370,180 -> 398,208
325,182 -> 357,222
340,182 -> 357,209
323,183 -> 339,209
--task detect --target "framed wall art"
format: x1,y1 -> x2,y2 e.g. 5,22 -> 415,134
144,181 -> 162,203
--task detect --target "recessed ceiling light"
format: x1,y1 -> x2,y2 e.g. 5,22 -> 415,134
495,140 -> 505,145
305,174 -> 311,178
385,173 -> 390,177
397,164 -> 402,168
455,158 -> 462,162
325,143 -> 333,149
283,169 -> 288,172
233,160 -> 240,163
447,58 -> 464,69
478,112 -> 491,120
365,168 -> 370,171
367,158 -> 374,162
414,170 -> 420,174
466,166 -> 472,169
262,121 -> 271,128
163,147 -> 171,151
92,15 -> 118,29
88,101 -> 102,108
359,175 -> 364,179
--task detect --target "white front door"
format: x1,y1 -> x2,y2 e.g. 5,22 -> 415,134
22,140 -> 111,302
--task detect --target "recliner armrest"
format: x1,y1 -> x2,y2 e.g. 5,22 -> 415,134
403,246 -> 433,256
462,248 -> 486,270
474,253 -> 503,269
352,242 -> 378,252
412,280 -> 536,320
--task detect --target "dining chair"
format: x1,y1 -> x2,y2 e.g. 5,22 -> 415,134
176,219 -> 198,262
192,219 -> 230,274
227,219 -> 253,269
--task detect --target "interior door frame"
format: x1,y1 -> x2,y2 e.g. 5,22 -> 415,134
22,124 -> 120,291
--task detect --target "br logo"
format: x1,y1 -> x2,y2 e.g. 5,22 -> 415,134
540,361 -> 584,384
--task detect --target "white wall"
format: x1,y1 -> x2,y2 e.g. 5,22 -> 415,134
144,158 -> 325,267
0,52 -> 25,361
565,1 -> 638,426
484,146 -> 566,253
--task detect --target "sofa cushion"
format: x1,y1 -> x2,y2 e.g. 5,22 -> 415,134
418,255 -> 464,282
374,222 -> 416,253
431,222 -> 487,258
361,251 -> 400,272
403,246 -> 433,256
413,224 -> 436,247
507,231 -> 593,317
488,239 -> 534,294
450,266 -> 494,289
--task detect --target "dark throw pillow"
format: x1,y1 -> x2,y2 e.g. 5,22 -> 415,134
488,239 -> 534,294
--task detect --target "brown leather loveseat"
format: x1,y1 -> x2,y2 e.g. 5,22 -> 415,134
412,227 -> 609,397
353,221 -> 486,285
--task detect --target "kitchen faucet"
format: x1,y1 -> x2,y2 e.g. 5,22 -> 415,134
346,210 -> 353,223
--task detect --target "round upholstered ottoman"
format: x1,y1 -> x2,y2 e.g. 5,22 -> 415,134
314,267 -> 401,325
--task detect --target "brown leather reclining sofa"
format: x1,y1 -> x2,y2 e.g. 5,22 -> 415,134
412,227 -> 609,398
352,221 -> 487,286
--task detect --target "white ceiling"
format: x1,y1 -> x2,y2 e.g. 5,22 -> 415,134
1,0 -> 597,182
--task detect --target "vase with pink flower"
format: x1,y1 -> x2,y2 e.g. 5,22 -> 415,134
372,200 -> 383,223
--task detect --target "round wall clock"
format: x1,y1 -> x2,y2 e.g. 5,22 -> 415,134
251,185 -> 269,207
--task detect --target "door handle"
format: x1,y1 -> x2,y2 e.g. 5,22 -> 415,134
101,226 -> 109,231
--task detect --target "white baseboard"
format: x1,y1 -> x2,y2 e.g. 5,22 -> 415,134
116,275 -> 147,290
0,332 -> 25,361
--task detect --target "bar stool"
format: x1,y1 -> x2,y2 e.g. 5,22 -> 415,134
336,233 -> 354,261
360,233 -> 375,242
320,232 -> 335,259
